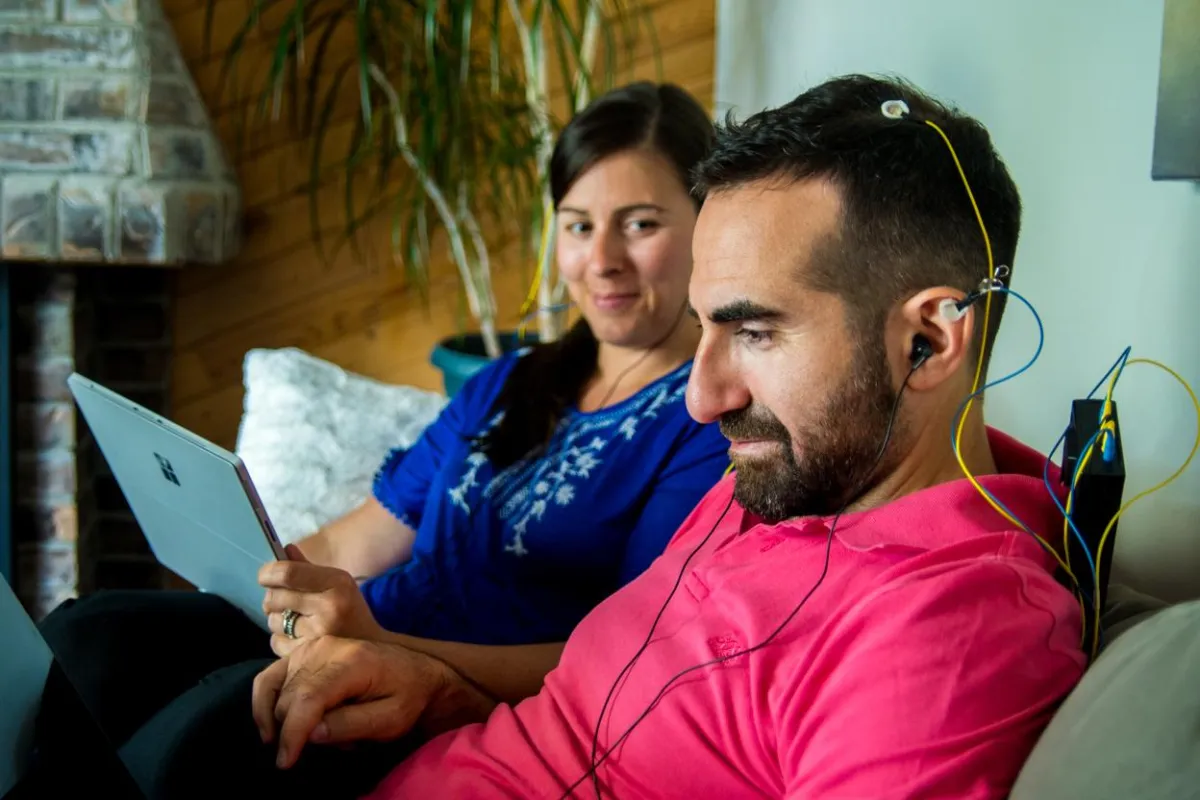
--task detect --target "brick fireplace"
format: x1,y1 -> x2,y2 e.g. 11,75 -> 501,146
0,0 -> 240,617
11,265 -> 176,617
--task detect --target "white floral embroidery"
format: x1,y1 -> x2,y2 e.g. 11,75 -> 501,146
444,366 -> 692,559
448,451 -> 489,513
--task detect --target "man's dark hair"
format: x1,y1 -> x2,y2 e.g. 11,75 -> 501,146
693,74 -> 1022,375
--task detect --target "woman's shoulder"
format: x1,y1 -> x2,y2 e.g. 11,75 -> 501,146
450,349 -> 527,406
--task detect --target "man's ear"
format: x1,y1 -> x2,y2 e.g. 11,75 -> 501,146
893,287 -> 977,390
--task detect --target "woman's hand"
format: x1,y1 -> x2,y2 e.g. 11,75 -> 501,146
259,544 -> 385,656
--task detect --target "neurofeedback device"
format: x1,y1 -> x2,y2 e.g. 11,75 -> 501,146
1061,399 -> 1127,617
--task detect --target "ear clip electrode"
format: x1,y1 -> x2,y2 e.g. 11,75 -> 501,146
938,265 -> 1011,322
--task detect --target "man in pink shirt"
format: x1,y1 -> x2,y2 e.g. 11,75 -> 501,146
252,74 -> 1086,798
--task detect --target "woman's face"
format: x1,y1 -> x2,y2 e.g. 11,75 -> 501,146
556,148 -> 697,349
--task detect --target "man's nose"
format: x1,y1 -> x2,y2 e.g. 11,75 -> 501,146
687,339 -> 750,424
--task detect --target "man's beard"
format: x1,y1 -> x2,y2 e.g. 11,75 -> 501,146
720,333 -> 903,523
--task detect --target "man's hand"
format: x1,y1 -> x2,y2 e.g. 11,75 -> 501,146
252,636 -> 449,769
259,544 -> 385,656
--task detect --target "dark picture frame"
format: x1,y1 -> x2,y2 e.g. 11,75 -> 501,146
1152,0 -> 1200,180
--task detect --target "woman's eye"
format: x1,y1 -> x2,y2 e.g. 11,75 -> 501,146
626,219 -> 659,234
566,221 -> 591,236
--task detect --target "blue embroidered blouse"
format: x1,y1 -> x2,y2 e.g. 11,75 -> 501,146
359,352 -> 729,645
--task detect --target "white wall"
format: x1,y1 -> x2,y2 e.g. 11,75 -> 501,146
716,0 -> 1200,601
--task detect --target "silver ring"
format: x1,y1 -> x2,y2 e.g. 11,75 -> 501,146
282,608 -> 299,639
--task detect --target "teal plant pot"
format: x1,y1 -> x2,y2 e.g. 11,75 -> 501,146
430,331 -> 535,397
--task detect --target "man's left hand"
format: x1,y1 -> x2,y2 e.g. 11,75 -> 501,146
252,636 -> 449,769
259,544 -> 384,656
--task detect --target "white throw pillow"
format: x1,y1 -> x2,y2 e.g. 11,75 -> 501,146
234,347 -> 448,544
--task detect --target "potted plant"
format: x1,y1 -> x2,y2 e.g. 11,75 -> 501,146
208,0 -> 659,394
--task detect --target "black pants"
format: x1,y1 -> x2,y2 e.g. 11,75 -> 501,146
36,590 -> 415,800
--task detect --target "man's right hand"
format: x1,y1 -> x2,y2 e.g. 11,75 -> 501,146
251,636 -> 451,769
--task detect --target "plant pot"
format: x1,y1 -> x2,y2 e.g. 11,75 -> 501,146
430,331 -> 536,397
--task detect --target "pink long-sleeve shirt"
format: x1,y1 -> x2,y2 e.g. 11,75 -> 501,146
369,428 -> 1086,798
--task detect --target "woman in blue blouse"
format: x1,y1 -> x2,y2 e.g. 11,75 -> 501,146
356,343 -> 720,645
34,81 -> 727,795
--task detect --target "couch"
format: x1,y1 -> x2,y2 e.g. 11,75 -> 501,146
236,347 -> 1198,799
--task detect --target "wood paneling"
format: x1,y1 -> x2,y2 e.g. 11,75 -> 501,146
169,0 -> 716,450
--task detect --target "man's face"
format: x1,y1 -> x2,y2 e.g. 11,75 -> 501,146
687,178 -> 901,523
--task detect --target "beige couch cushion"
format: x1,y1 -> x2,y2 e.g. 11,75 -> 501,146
1011,587 -> 1197,799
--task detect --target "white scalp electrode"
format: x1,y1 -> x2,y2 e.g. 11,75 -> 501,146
880,99 -> 910,119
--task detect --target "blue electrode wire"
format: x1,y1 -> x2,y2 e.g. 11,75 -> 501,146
950,287 -> 1044,536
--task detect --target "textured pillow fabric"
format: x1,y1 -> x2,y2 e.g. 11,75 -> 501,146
1099,582 -> 1169,641
1010,593 -> 1198,800
234,347 -> 448,544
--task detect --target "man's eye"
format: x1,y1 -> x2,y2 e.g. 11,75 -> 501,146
737,328 -> 771,345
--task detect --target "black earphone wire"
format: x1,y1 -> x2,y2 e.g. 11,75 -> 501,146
580,299 -> 723,790
567,359 -> 923,800
588,300 -> 693,412
584,493 -> 736,794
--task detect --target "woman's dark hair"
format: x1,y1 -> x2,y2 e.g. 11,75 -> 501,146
477,82 -> 714,469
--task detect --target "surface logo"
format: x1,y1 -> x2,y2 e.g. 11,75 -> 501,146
154,453 -> 180,486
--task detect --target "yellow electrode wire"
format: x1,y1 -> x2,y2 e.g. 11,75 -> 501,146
1086,358 -> 1200,658
923,120 -> 1078,587
518,200 -> 555,340
1062,365 -> 1121,572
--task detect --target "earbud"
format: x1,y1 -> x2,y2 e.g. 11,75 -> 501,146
909,334 -> 934,370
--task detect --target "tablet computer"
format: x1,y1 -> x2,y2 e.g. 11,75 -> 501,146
0,575 -> 144,799
67,373 -> 287,630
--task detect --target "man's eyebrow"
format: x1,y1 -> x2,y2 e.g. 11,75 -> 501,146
707,299 -> 786,325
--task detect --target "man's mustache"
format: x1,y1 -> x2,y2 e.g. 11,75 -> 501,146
719,406 -> 791,444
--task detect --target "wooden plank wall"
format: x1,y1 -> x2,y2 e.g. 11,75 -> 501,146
166,0 -> 716,450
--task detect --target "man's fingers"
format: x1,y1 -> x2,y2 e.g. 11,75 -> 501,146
251,659 -> 289,744
309,699 -> 401,745
274,655 -> 362,769
275,682 -> 336,769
